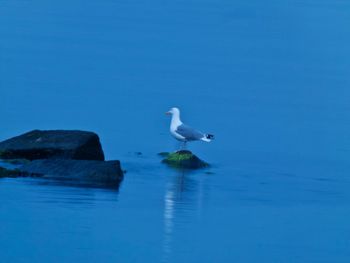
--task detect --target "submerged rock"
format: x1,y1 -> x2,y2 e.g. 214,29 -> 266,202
1,159 -> 30,165
162,150 -> 209,169
19,159 -> 123,187
0,130 -> 105,161
0,166 -> 38,179
0,167 -> 21,178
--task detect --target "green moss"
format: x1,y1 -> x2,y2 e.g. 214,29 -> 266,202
167,152 -> 194,162
162,150 -> 209,169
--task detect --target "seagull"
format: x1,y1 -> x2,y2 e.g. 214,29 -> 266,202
165,107 -> 214,149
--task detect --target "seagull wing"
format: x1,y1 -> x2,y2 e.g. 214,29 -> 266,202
176,124 -> 204,141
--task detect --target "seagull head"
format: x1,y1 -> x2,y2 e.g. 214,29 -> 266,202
165,107 -> 180,116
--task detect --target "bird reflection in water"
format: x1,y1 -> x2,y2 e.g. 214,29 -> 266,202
161,169 -> 206,263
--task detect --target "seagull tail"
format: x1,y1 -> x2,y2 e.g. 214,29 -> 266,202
201,134 -> 214,142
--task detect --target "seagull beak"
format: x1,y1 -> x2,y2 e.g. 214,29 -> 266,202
165,111 -> 171,115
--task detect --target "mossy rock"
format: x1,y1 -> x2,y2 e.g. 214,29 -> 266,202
162,150 -> 209,169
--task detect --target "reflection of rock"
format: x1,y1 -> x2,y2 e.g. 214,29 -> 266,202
0,130 -> 105,161
162,150 -> 209,169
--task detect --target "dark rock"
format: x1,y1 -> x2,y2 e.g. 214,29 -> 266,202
0,130 -> 125,188
162,150 -> 209,169
0,130 -> 105,161
19,159 -> 123,187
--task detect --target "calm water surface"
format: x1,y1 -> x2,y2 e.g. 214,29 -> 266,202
1,0 -> 350,262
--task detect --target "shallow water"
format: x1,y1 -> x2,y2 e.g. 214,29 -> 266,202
1,0 -> 350,262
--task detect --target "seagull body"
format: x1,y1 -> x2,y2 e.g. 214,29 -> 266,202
166,107 -> 214,144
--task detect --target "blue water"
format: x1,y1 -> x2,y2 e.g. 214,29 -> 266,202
1,0 -> 350,262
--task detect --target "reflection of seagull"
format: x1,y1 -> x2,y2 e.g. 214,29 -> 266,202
165,107 -> 214,149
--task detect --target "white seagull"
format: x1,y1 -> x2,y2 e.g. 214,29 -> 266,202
165,107 -> 214,149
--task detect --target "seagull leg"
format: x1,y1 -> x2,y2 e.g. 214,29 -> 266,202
177,141 -> 187,152
176,141 -> 181,152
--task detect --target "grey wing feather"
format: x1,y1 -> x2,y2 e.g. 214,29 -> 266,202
176,124 -> 204,141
